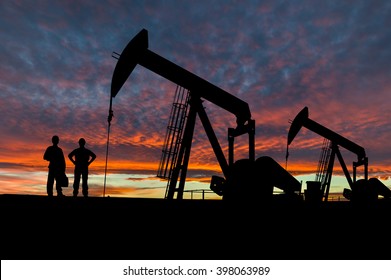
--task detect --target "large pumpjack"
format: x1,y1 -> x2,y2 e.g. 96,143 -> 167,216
110,29 -> 301,202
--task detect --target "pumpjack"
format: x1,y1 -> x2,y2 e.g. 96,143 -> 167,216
110,28 -> 301,201
287,106 -> 391,203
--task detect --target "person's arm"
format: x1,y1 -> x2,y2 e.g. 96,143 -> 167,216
43,147 -> 50,161
88,151 -> 96,166
68,150 -> 76,165
61,150 -> 66,172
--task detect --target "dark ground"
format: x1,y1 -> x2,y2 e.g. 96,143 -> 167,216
1,194 -> 391,260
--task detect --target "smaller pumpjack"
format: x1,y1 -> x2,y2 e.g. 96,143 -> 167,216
287,106 -> 391,203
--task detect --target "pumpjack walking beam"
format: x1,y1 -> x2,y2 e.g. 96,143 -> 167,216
111,29 -> 252,128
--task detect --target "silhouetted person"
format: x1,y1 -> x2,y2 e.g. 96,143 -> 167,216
68,138 -> 96,197
43,135 -> 66,197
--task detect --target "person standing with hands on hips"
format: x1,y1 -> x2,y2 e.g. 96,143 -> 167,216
68,138 -> 96,198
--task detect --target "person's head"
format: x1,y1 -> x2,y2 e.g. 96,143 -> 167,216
78,138 -> 86,147
52,135 -> 59,145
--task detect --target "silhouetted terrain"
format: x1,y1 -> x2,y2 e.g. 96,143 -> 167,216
2,194 -> 390,260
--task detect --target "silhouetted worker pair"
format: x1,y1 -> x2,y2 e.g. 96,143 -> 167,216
44,135 -> 96,197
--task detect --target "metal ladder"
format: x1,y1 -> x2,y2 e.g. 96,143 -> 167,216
156,85 -> 190,198
315,138 -> 333,200
315,138 -> 332,183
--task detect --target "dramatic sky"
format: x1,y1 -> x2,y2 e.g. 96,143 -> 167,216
1,0 -> 391,199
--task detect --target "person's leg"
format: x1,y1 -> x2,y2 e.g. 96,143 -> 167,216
46,170 -> 54,197
73,168 -> 81,197
54,171 -> 64,196
82,169 -> 88,197
55,175 -> 64,196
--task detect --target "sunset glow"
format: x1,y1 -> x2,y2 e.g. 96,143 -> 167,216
1,1 -> 391,198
